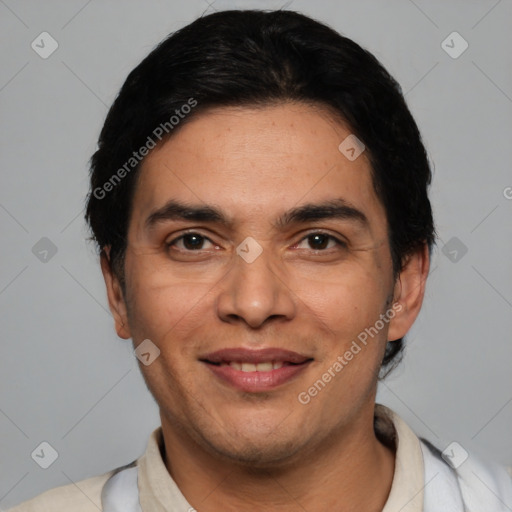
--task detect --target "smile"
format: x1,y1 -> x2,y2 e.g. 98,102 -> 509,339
200,348 -> 313,392
218,361 -> 287,371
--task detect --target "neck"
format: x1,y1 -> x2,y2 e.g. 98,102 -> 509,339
160,404 -> 396,512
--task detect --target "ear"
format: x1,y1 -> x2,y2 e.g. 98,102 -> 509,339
387,243 -> 430,341
100,247 -> 131,340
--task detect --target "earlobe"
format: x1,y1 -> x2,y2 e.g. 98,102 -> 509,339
387,244 -> 430,341
100,247 -> 131,340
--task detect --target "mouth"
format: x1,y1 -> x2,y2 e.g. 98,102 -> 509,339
199,348 -> 313,392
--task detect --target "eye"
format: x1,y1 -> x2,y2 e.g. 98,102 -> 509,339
167,233 -> 215,251
295,232 -> 345,251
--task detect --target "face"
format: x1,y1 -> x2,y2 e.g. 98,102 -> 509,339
103,102 -> 426,467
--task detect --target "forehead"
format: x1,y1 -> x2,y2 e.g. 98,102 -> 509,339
131,102 -> 386,233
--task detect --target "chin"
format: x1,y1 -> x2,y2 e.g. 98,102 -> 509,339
207,435 -> 304,469
195,415 -> 309,469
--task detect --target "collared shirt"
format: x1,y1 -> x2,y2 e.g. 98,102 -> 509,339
3,405 -> 443,511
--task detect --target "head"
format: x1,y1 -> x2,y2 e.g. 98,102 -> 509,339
85,10 -> 435,466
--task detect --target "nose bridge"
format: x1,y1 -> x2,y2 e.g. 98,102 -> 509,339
216,239 -> 295,328
237,243 -> 277,297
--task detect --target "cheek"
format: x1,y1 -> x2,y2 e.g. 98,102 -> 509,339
291,268 -> 388,341
126,275 -> 215,402
126,264 -> 215,351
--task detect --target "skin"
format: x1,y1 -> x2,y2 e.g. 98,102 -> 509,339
101,102 -> 429,511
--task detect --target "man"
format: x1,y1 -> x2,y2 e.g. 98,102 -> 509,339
8,8 -> 512,512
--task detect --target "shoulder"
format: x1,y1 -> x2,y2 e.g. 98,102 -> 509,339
6,428 -> 159,512
420,438 -> 512,509
5,470 -> 115,512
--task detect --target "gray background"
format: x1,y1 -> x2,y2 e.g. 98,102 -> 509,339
1,0 -> 511,508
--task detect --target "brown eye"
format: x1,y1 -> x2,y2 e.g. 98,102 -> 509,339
181,234 -> 205,250
167,233 -> 214,251
307,234 -> 330,250
295,232 -> 344,251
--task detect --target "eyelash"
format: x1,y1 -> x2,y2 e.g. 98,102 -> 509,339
295,233 -> 347,251
166,231 -> 347,253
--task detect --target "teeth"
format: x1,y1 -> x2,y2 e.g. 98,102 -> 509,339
225,361 -> 284,372
256,362 -> 273,372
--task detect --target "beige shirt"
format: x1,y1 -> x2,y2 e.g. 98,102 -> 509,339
7,404 -> 425,511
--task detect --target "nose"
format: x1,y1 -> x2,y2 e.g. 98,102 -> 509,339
215,244 -> 296,329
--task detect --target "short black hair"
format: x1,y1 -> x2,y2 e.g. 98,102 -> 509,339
85,9 -> 436,376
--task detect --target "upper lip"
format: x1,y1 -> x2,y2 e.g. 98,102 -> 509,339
200,348 -> 312,364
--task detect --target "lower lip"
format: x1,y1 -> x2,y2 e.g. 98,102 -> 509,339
203,362 -> 311,392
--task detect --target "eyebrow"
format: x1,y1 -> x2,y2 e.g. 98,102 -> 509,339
145,201 -> 229,231
275,198 -> 369,230
144,198 -> 370,232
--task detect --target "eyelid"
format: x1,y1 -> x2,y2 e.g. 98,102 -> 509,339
166,231 -> 217,250
294,230 -> 347,248
165,229 -> 347,252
